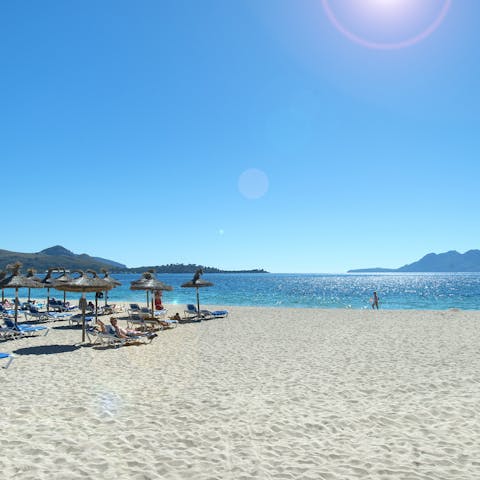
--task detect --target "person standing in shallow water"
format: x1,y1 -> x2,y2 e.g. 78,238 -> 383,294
372,291 -> 379,309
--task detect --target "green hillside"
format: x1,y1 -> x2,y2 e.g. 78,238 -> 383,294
0,246 -> 124,273
0,246 -> 267,274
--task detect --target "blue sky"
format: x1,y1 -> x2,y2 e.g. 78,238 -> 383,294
1,0 -> 479,273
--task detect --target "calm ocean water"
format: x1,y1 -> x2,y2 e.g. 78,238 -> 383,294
14,272 -> 480,311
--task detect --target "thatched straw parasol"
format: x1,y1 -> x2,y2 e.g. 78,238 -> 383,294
54,268 -> 73,306
41,268 -> 56,313
181,268 -> 213,318
101,269 -> 121,307
26,268 -> 43,303
54,270 -> 112,343
0,263 -> 43,324
130,270 -> 173,316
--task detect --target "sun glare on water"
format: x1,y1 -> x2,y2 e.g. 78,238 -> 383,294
322,0 -> 451,49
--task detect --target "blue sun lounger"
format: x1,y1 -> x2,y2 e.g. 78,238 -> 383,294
4,318 -> 50,336
183,304 -> 229,320
0,353 -> 14,369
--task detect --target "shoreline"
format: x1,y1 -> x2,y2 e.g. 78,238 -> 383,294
8,297 -> 480,314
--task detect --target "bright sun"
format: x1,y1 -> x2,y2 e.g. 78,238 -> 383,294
364,0 -> 411,14
322,0 -> 452,50
374,0 -> 403,5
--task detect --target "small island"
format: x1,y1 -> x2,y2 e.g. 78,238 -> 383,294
124,264 -> 268,274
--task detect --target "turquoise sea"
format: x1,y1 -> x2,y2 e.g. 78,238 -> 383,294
14,272 -> 480,311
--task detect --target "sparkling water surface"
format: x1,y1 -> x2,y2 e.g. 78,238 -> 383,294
17,273 -> 480,311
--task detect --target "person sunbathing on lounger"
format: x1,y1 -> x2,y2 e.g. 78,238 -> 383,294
109,317 -> 157,339
96,318 -> 156,339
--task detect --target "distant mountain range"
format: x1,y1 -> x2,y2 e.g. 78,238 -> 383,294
348,250 -> 480,273
0,245 -> 267,274
0,246 -> 124,273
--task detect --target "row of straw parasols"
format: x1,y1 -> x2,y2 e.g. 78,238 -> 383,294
0,264 -> 122,342
0,265 -> 214,344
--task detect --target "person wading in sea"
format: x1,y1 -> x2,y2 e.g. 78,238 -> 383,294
371,291 -> 379,309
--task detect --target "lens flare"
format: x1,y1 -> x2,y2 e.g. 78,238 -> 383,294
238,168 -> 269,200
322,0 -> 451,50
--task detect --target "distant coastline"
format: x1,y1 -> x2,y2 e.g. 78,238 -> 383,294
0,245 -> 268,274
118,265 -> 268,274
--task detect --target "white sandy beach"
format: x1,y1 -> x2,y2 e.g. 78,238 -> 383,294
1,305 -> 480,480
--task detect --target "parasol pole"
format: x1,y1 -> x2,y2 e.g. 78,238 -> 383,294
81,292 -> 86,343
47,287 -> 50,313
14,287 -> 19,325
196,287 -> 200,318
95,295 -> 99,324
